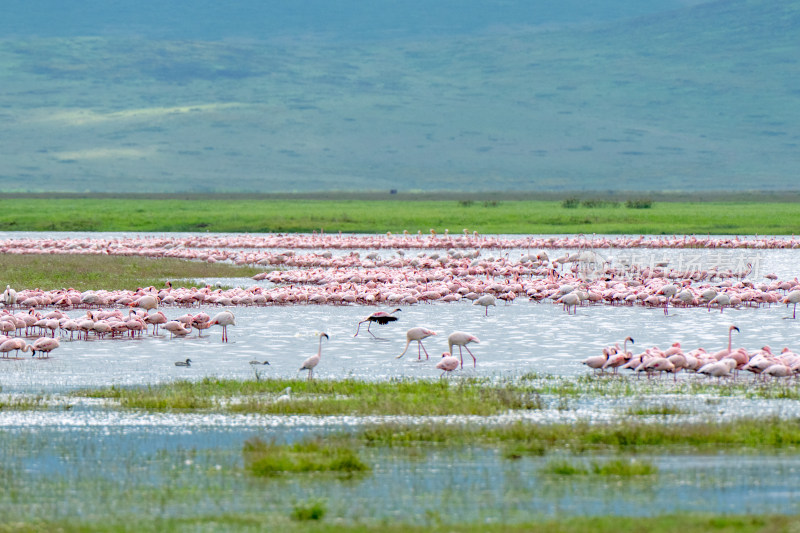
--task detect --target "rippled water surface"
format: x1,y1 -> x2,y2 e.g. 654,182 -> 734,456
2,233 -> 800,522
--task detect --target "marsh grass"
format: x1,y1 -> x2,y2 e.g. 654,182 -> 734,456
0,254 -> 260,292
291,500 -> 328,521
1,514 -> 796,533
542,458 -> 657,476
0,395 -> 47,411
243,437 -> 369,477
625,404 -> 692,416
357,418 -> 800,454
0,197 -> 799,234
77,377 -> 543,416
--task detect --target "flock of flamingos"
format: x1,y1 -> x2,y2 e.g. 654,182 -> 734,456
0,232 -> 799,381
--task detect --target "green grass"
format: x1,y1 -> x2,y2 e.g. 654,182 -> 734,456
76,377 -> 543,416
0,197 -> 799,234
0,254 -> 261,291
625,404 -> 692,416
542,458 -> 658,476
357,418 -> 800,455
0,513 -> 796,533
243,437 -> 369,477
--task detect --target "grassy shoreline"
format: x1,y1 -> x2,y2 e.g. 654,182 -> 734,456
0,197 -> 799,234
1,514 -> 797,533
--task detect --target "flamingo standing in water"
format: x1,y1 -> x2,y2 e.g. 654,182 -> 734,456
783,290 -> 800,319
710,325 -> 740,360
354,308 -> 400,338
473,295 -> 496,316
31,337 -> 60,358
396,327 -> 436,360
209,310 -> 235,342
447,331 -> 480,368
300,332 -> 329,381
436,352 -> 460,376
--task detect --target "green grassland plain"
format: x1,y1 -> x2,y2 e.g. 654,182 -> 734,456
0,195 -> 799,234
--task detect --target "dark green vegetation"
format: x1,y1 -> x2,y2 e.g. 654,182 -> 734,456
1,197 -> 800,234
0,0 -> 798,194
1,514 -> 797,533
0,254 -> 260,291
357,418 -> 800,455
244,437 -> 369,477
543,458 -> 658,476
77,377 -> 542,415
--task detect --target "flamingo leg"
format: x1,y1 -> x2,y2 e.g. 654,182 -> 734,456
464,346 -> 477,368
420,342 -> 430,360
354,321 -> 364,337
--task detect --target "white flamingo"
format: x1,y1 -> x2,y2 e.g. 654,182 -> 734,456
447,331 -> 480,369
396,327 -> 437,360
300,332 -> 329,381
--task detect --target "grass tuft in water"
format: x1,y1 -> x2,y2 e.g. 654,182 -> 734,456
591,458 -> 658,476
243,437 -> 370,477
625,404 -> 691,416
291,500 -> 328,521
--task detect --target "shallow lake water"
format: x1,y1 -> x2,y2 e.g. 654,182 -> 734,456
2,233 -> 800,523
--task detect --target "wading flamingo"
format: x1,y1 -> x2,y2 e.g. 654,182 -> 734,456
447,331 -> 480,369
436,352 -> 460,376
354,308 -> 400,338
31,337 -> 60,358
783,290 -> 800,319
209,310 -> 236,342
300,332 -> 329,381
473,295 -> 496,316
396,327 -> 437,360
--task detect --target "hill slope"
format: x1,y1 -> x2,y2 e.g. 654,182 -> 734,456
0,0 -> 797,193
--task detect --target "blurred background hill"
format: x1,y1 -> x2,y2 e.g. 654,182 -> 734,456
0,0 -> 797,193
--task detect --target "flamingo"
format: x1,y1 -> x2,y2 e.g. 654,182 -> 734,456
31,337 -> 60,358
658,284 -> 678,315
300,332 -> 329,381
436,352 -> 460,376
473,295 -> 496,316
783,290 -> 800,319
209,310 -> 235,342
447,331 -> 480,369
710,325 -> 740,360
354,308 -> 401,338
396,327 -> 437,360
130,295 -> 159,312
3,285 -> 17,307
174,358 -> 192,367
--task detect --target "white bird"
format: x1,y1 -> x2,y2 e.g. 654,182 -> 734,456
783,290 -> 800,319
447,331 -> 480,369
396,327 -> 437,360
276,387 -> 292,402
209,310 -> 236,342
300,332 -> 329,381
473,295 -> 496,316
3,285 -> 17,307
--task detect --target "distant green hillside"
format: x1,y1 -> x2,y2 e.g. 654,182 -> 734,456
0,0 -> 797,193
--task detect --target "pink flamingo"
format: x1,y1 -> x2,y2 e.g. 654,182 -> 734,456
31,337 -> 60,358
209,310 -> 235,342
447,331 -> 480,368
354,308 -> 401,338
299,332 -> 329,381
783,290 -> 800,319
710,325 -> 740,360
436,352 -> 460,376
396,327 -> 437,360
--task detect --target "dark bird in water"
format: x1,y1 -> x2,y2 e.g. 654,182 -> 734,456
354,308 -> 401,338
249,359 -> 270,365
175,358 -> 192,367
